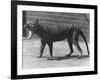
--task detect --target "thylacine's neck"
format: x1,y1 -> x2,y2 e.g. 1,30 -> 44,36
34,24 -> 45,38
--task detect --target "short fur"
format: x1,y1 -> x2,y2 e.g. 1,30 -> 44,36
24,19 -> 89,58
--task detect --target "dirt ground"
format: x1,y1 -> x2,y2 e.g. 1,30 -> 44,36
22,39 -> 90,69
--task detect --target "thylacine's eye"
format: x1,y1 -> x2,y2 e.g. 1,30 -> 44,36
24,25 -> 26,28
31,24 -> 34,27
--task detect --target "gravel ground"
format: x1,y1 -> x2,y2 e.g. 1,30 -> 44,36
22,39 -> 90,69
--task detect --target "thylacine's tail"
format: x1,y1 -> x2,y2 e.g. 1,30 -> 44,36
79,30 -> 90,56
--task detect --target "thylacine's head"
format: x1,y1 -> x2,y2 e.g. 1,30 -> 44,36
23,19 -> 42,39
24,19 -> 40,30
24,23 -> 35,40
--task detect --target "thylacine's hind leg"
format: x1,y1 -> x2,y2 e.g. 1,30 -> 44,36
66,37 -> 74,57
73,30 -> 83,58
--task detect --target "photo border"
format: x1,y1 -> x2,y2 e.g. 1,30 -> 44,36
11,1 -> 98,79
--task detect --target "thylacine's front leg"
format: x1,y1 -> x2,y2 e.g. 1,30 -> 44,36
47,42 -> 53,57
47,42 -> 55,59
39,40 -> 46,58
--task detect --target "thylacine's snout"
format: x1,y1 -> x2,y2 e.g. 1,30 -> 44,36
24,23 -> 33,40
27,30 -> 32,40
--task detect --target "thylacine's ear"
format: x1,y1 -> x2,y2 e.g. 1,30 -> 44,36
34,19 -> 39,25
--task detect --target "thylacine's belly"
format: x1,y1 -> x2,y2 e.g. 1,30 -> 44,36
43,33 -> 68,42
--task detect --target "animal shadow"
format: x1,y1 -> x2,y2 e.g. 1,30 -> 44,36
47,55 -> 89,60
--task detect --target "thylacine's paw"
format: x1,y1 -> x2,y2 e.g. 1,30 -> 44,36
87,55 -> 90,57
65,54 -> 71,57
77,55 -> 83,59
38,56 -> 42,58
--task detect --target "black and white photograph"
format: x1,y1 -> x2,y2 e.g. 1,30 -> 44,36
11,1 -> 97,79
22,11 -> 90,69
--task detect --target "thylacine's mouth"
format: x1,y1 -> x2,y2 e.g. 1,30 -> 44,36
26,30 -> 32,40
